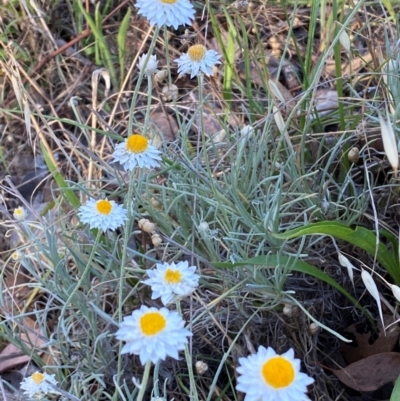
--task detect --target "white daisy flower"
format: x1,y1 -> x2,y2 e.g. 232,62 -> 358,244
13,206 -> 28,221
175,44 -> 221,79
78,198 -> 128,231
138,53 -> 159,76
143,261 -> 200,305
20,371 -> 58,398
112,133 -> 161,170
135,0 -> 195,30
11,250 -> 23,261
236,346 -> 314,401
116,305 -> 192,365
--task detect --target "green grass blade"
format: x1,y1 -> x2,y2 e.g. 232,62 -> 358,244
117,7 -> 131,87
94,3 -> 102,65
390,375 -> 400,401
221,7 -> 237,103
332,0 -> 346,133
40,143 -> 80,209
273,221 -> 400,285
77,1 -> 117,88
236,14 -> 260,118
304,0 -> 320,82
213,254 -> 372,321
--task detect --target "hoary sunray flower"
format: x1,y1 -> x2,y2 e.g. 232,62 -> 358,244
112,133 -> 161,170
78,198 -> 128,231
135,0 -> 195,30
20,371 -> 58,398
116,305 -> 192,365
11,250 -> 23,262
142,261 -> 200,305
236,346 -> 314,401
13,206 -> 28,221
175,44 -> 221,79
138,53 -> 159,76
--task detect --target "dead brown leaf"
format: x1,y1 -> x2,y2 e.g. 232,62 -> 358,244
330,352 -> 400,392
193,108 -> 224,137
150,111 -> 178,142
341,318 -> 399,364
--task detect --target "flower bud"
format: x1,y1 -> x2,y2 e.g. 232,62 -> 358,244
138,218 -> 156,233
348,147 -> 360,163
195,360 -> 209,375
198,222 -> 210,232
162,84 -> 178,101
282,304 -> 297,317
309,323 -> 319,335
150,197 -> 163,210
154,70 -> 168,83
151,233 -> 162,247
137,53 -> 159,76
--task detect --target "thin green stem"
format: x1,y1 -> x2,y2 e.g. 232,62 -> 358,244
114,26 -> 160,398
114,169 -> 137,401
164,27 -> 172,86
177,301 -> 198,401
143,74 -> 153,135
137,360 -> 152,401
128,26 -> 160,135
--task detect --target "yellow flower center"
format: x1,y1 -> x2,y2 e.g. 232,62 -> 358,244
164,269 -> 182,284
126,134 -> 149,154
31,372 -> 45,384
15,208 -> 24,216
160,0 -> 177,3
188,45 -> 207,62
140,312 -> 166,336
96,200 -> 113,215
261,356 -> 295,389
